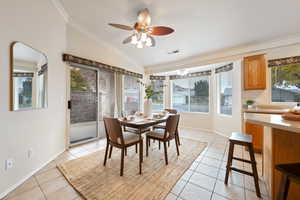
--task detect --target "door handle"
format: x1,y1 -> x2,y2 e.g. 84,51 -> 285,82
68,100 -> 72,110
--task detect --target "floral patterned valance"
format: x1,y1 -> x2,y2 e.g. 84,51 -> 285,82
149,75 -> 166,80
268,56 -> 300,67
215,63 -> 233,74
169,70 -> 212,80
62,54 -> 143,79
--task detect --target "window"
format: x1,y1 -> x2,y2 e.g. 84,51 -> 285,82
151,80 -> 164,110
172,76 -> 209,112
124,75 -> 141,115
271,64 -> 300,102
217,70 -> 233,115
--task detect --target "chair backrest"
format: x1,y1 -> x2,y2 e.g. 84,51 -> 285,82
165,109 -> 178,114
164,114 -> 180,139
103,117 -> 124,145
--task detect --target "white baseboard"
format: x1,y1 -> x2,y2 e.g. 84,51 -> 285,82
0,149 -> 65,199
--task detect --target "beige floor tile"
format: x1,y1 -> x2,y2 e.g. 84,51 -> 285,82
180,170 -> 193,181
6,187 -> 45,200
68,146 -> 87,155
179,182 -> 212,200
171,179 -> 187,195
35,168 -> 62,185
6,177 -> 39,198
245,189 -> 269,200
45,185 -> 79,200
201,157 -> 222,168
36,161 -> 57,175
165,192 -> 177,200
189,161 -> 199,170
205,151 -> 224,160
244,176 -> 268,196
214,180 -> 245,200
211,193 -> 229,200
40,176 -> 69,195
73,149 -> 92,158
195,163 -> 219,178
218,170 -> 244,188
189,172 -> 216,191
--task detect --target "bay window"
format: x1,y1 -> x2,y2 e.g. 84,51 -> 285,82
172,75 -> 209,113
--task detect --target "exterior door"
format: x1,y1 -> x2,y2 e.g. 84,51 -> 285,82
69,66 -> 99,145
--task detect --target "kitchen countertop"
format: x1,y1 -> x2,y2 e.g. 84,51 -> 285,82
244,113 -> 300,133
243,108 -> 289,114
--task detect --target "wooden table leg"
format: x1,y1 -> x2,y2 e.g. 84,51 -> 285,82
139,128 -> 143,163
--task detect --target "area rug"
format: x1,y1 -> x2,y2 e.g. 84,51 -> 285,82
58,138 -> 207,200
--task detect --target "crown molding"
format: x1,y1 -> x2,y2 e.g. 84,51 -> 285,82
51,0 -> 69,22
145,33 -> 300,74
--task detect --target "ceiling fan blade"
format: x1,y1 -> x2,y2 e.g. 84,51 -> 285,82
150,26 -> 174,36
123,35 -> 133,44
108,23 -> 133,31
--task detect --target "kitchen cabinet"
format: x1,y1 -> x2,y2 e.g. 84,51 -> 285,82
245,122 -> 263,152
244,54 -> 266,90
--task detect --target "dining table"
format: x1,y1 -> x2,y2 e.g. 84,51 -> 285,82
118,114 -> 173,162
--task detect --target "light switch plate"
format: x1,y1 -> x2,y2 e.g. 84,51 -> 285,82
5,159 -> 13,170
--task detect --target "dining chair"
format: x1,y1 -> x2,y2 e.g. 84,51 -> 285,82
153,109 -> 181,146
103,117 -> 143,176
146,114 -> 180,165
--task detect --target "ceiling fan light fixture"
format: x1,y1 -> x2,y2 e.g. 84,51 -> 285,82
145,37 -> 152,47
141,32 -> 148,42
131,34 -> 138,44
137,41 -> 143,48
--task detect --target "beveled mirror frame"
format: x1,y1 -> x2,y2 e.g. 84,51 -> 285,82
10,41 -> 48,111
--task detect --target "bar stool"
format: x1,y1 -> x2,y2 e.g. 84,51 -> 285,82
276,163 -> 300,200
225,132 -> 261,197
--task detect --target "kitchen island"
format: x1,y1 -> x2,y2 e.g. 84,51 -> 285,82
244,113 -> 300,200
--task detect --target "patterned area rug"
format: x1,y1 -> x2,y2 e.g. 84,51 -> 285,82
58,138 -> 207,200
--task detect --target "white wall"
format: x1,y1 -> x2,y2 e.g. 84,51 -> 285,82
66,24 -> 143,74
0,0 -> 67,197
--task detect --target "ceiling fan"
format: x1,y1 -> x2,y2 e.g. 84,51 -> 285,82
108,8 -> 174,48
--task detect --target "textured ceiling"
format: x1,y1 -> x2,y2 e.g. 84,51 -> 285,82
60,0 -> 300,67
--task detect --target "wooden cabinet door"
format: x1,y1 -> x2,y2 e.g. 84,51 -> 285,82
245,122 -> 263,152
244,54 -> 266,90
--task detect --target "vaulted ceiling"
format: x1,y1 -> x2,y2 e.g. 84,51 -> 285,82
60,0 -> 300,67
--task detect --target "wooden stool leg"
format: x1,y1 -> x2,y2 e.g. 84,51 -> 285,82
159,141 -> 161,150
225,142 -> 234,184
277,174 -> 290,200
125,147 -> 127,156
249,144 -> 261,198
135,144 -> 138,153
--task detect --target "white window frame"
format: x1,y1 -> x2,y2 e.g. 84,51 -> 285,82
151,80 -> 165,112
216,70 -> 233,117
170,76 -> 210,114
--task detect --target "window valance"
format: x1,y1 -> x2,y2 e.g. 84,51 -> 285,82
149,75 -> 166,80
62,54 -> 143,79
268,56 -> 300,67
13,72 -> 34,77
215,63 -> 233,74
169,70 -> 212,80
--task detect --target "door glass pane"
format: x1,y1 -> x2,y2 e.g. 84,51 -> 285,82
151,80 -> 164,111
70,67 -> 98,144
218,70 -> 233,115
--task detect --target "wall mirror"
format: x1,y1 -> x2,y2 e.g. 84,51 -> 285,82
10,42 -> 48,111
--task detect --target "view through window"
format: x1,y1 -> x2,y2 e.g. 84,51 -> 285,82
124,75 -> 141,115
271,64 -> 300,102
172,76 -> 209,112
151,80 -> 164,110
218,70 -> 233,115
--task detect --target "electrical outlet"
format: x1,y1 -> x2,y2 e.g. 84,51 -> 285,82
28,149 -> 33,159
5,159 -> 13,170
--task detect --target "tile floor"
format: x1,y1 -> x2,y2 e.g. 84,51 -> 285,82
3,128 -> 269,200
